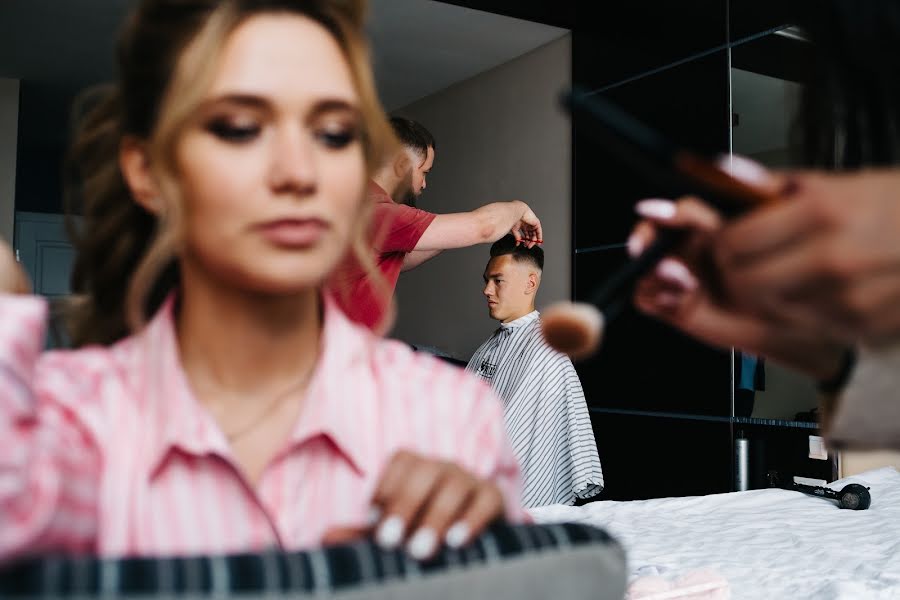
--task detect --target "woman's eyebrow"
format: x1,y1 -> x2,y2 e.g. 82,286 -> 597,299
200,93 -> 271,111
307,98 -> 361,119
198,95 -> 361,120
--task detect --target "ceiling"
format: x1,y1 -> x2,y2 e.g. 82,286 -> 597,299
0,0 -> 568,111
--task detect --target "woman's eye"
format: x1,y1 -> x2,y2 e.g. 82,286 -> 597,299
315,126 -> 359,149
206,120 -> 261,143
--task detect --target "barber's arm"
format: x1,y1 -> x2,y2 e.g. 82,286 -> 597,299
413,201 -> 542,252
401,249 -> 442,271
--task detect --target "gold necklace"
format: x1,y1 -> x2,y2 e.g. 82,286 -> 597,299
221,369 -> 314,442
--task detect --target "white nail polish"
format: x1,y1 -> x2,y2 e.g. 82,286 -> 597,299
717,154 -> 770,184
626,234 -> 644,258
375,515 -> 405,549
407,528 -> 437,560
635,199 -> 676,220
656,258 -> 698,290
445,522 -> 470,549
367,506 -> 382,527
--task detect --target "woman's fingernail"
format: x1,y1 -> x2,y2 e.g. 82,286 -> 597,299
407,528 -> 437,560
656,258 -> 698,291
375,515 -> 405,549
635,199 -> 676,220
367,506 -> 382,527
718,154 -> 770,185
445,522 -> 470,549
627,234 -> 645,257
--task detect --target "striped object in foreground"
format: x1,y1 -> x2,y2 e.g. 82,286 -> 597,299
468,311 -> 604,508
0,523 -> 626,600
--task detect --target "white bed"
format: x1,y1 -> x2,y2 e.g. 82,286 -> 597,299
529,467 -> 900,599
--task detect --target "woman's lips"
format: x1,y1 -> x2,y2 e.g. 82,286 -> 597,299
257,219 -> 328,247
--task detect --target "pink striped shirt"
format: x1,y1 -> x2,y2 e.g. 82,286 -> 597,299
0,293 -> 523,560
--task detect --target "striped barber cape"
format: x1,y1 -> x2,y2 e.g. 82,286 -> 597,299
0,523 -> 626,599
467,311 -> 603,508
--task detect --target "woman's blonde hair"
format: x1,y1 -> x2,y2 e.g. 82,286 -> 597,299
66,0 -> 394,346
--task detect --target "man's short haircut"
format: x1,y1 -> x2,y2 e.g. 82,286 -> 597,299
389,116 -> 436,160
490,234 -> 544,271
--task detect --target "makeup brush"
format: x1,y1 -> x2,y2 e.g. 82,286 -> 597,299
542,89 -> 780,360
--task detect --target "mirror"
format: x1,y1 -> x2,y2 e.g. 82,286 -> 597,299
368,1 -> 572,363
729,26 -> 820,424
1,0 -> 583,508
0,0 -> 572,361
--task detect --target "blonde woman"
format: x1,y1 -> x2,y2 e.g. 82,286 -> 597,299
0,0 -> 523,562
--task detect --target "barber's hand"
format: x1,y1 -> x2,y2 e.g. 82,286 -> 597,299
325,450 -> 505,561
712,168 -> 900,347
629,195 -> 848,382
0,240 -> 29,295
512,204 -> 543,248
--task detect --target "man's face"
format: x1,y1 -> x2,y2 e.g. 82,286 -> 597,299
405,145 -> 434,203
395,145 -> 434,207
482,254 -> 535,323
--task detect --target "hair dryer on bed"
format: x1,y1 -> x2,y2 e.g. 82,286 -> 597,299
792,482 -> 871,510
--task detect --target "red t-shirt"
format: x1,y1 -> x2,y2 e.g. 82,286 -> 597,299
332,181 -> 436,330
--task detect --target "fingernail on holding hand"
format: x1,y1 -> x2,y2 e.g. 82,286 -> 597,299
627,234 -> 645,257
656,258 -> 698,291
367,506 -> 382,527
717,154 -> 770,185
444,522 -> 470,549
375,515 -> 405,549
407,528 -> 437,560
635,199 -> 676,220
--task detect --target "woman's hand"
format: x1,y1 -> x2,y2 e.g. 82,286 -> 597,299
323,450 -> 506,561
628,195 -> 848,382
0,240 -> 29,295
712,168 -> 900,347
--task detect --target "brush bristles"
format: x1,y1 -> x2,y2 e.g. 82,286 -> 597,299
540,302 -> 604,360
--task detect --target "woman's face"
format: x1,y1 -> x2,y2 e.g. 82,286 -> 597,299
175,13 -> 367,294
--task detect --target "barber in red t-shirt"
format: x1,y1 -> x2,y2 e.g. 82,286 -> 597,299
333,117 -> 543,331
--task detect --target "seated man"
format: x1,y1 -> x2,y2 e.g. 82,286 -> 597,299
467,236 -> 603,507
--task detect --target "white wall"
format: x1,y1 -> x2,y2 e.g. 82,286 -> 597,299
0,78 -> 19,244
390,34 -> 572,360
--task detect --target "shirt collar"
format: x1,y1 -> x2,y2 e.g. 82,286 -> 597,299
136,294 -> 375,480
500,310 -> 540,331
368,180 -> 394,204
284,294 -> 376,476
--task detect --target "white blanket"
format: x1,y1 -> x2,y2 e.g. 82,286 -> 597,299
529,468 -> 900,599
